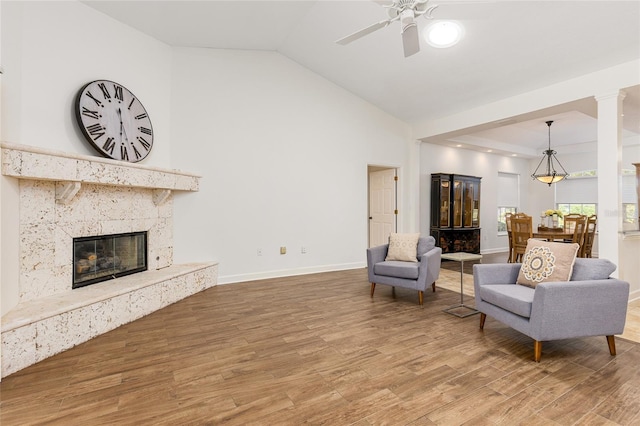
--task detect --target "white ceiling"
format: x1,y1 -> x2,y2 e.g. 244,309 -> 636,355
82,0 -> 640,157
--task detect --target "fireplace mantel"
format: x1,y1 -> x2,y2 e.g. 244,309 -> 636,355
1,142 -> 199,204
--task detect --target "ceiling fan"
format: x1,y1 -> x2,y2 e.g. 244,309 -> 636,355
335,0 -> 440,57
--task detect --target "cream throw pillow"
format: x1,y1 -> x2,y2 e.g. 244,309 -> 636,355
516,239 -> 580,288
385,233 -> 420,262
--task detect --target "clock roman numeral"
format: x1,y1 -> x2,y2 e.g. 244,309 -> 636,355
81,107 -> 100,120
136,136 -> 151,151
120,145 -> 129,161
134,113 -> 147,120
132,144 -> 142,159
86,123 -> 105,141
98,82 -> 111,99
114,84 -> 124,101
139,127 -> 152,135
102,137 -> 115,155
85,91 -> 103,107
128,98 -> 135,110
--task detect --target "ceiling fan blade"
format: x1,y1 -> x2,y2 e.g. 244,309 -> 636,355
336,19 -> 393,45
402,22 -> 420,57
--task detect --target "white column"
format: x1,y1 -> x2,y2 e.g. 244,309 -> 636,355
595,90 -> 626,275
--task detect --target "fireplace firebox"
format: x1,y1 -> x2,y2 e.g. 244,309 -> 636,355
73,232 -> 148,289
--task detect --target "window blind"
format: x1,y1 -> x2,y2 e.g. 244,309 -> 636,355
622,175 -> 637,204
497,172 -> 519,206
555,177 -> 597,204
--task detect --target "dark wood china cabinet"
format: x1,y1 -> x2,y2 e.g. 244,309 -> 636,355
430,173 -> 481,254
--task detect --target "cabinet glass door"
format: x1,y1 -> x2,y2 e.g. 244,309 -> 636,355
464,181 -> 475,227
453,180 -> 462,227
472,183 -> 480,227
440,181 -> 450,227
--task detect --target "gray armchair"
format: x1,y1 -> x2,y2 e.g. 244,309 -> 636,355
474,258 -> 630,362
367,236 -> 442,305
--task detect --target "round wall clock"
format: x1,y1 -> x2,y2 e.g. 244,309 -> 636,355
75,79 -> 153,162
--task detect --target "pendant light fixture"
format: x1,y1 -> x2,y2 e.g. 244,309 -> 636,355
531,120 -> 568,186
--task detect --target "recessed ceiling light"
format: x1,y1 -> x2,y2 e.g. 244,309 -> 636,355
424,21 -> 464,48
456,144 -> 462,148
512,154 -> 517,157
487,150 -> 493,153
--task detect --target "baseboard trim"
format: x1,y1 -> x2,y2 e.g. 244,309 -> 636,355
218,262 -> 366,285
480,248 -> 509,256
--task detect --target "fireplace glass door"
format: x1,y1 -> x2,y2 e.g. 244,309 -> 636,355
73,232 -> 148,288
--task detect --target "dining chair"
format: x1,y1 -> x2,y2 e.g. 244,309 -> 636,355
580,215 -> 597,258
562,214 -> 586,244
505,212 -> 514,263
511,214 -> 533,263
563,214 -> 586,234
569,216 -> 587,248
506,212 -> 529,262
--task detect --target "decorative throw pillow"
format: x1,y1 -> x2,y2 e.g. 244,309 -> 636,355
385,233 -> 420,262
516,239 -> 580,288
571,258 -> 616,281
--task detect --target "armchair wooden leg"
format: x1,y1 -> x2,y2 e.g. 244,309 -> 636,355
392,287 -> 396,299
418,291 -> 424,306
431,282 -> 436,292
534,340 -> 542,362
370,283 -> 376,298
479,313 -> 486,330
606,335 -> 617,356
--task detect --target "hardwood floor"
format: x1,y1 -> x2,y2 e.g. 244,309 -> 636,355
2,267 -> 640,425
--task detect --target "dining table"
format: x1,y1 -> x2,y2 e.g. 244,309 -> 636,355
532,227 -> 574,241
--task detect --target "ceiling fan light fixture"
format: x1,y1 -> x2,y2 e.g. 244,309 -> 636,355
424,21 -> 463,48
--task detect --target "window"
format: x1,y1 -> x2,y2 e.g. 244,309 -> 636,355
557,204 -> 597,216
556,204 -> 597,227
555,173 -> 596,207
623,203 -> 637,224
497,172 -> 519,235
497,207 -> 517,233
556,170 -> 597,227
622,170 -> 638,231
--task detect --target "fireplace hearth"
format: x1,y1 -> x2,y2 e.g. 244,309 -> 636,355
73,232 -> 148,288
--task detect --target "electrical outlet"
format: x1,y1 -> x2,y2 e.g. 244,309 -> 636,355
280,246 -> 287,255
257,249 -> 262,256
301,246 -> 307,254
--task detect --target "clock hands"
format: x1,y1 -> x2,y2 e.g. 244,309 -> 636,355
117,107 -> 135,160
117,107 -> 125,141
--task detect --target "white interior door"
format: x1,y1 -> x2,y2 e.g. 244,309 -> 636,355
369,168 -> 397,247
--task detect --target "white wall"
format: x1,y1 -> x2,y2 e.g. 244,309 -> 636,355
170,48 -> 412,283
1,2 -> 172,165
1,1 -> 173,315
419,143 -> 531,255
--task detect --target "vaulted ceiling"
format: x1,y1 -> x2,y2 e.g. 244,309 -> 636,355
83,0 -> 640,157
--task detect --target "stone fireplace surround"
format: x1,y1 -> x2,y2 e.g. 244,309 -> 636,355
1,143 -> 218,378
